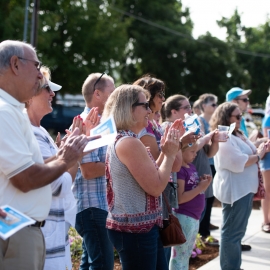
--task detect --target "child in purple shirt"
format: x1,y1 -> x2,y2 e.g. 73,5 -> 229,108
169,144 -> 212,270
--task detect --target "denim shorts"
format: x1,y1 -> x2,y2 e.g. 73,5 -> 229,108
259,152 -> 270,172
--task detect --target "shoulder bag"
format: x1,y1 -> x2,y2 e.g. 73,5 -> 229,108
159,192 -> 186,247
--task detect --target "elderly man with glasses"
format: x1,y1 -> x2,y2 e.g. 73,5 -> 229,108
72,73 -> 115,270
0,40 -> 89,270
226,87 -> 252,138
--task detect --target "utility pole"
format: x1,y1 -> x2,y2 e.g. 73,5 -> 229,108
30,0 -> 40,47
23,0 -> 29,42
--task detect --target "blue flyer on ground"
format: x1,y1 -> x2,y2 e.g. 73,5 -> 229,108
0,205 -> 35,240
83,115 -> 117,152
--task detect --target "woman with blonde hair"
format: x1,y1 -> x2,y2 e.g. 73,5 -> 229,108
26,67 -> 97,270
103,84 -> 183,270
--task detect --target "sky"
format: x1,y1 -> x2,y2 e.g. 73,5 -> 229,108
181,0 -> 270,40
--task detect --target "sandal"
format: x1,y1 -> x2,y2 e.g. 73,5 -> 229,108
202,235 -> 219,246
262,223 -> 270,233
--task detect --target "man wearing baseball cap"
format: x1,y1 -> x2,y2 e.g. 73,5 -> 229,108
226,87 -> 252,137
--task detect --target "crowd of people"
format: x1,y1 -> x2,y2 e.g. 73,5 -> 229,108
0,39 -> 270,270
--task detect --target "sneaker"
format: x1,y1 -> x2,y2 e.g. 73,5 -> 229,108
241,244 -> 251,251
202,235 -> 219,246
209,223 -> 219,230
262,223 -> 270,233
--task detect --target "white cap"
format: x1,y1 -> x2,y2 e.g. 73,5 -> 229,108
48,80 -> 62,91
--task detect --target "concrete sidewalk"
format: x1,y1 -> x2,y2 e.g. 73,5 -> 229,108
198,207 -> 270,270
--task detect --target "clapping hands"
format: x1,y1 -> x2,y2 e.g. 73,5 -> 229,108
198,174 -> 212,192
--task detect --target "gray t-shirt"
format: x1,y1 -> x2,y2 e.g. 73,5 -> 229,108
192,146 -> 213,198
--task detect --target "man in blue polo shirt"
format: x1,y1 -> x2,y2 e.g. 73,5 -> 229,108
226,87 -> 252,137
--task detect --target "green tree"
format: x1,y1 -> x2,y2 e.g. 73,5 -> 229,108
118,1 -> 248,102
0,0 -> 130,94
218,9 -> 270,104
0,0 -> 26,41
37,0 -> 130,93
184,33 -> 250,103
119,0 -> 194,96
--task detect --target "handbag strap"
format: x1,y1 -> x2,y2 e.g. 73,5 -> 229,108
162,192 -> 172,214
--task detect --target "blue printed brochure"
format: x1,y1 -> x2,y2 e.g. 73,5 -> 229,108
83,115 -> 117,152
0,205 -> 35,240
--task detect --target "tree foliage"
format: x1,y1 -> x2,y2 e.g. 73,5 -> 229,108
218,9 -> 270,104
0,1 -> 270,104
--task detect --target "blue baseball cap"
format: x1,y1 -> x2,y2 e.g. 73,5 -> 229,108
226,87 -> 251,102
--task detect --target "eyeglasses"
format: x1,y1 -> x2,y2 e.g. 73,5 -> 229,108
157,92 -> 165,99
179,105 -> 192,110
231,114 -> 243,120
17,57 -> 42,71
132,102 -> 150,110
236,98 -> 249,103
41,84 -> 51,93
93,72 -> 105,91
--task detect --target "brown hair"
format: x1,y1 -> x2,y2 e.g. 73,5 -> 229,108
199,93 -> 218,112
209,102 -> 240,135
133,74 -> 165,110
161,94 -> 188,121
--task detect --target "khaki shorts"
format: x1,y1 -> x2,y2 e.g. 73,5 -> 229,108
0,226 -> 45,270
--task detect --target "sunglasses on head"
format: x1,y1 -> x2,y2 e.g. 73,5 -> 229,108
93,72 -> 106,91
231,113 -> 243,120
236,98 -> 249,103
132,102 -> 150,110
41,84 -> 51,93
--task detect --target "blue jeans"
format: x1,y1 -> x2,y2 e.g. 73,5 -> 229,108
75,207 -> 114,270
108,225 -> 168,270
164,247 -> 171,267
220,193 -> 253,270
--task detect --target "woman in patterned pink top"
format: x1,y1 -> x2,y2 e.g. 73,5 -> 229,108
103,84 -> 183,270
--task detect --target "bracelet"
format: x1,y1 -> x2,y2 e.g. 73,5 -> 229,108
257,155 -> 260,162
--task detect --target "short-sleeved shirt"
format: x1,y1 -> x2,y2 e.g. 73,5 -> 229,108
138,120 -> 163,151
174,163 -> 205,220
213,135 -> 258,204
192,147 -> 213,198
262,115 -> 270,129
72,107 -> 108,213
260,115 -> 270,172
199,116 -> 214,166
240,117 -> 248,137
0,89 -> 51,221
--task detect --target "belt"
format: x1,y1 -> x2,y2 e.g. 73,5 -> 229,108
30,220 -> 46,228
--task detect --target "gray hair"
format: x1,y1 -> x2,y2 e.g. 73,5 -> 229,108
102,84 -> 150,130
0,40 -> 36,73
